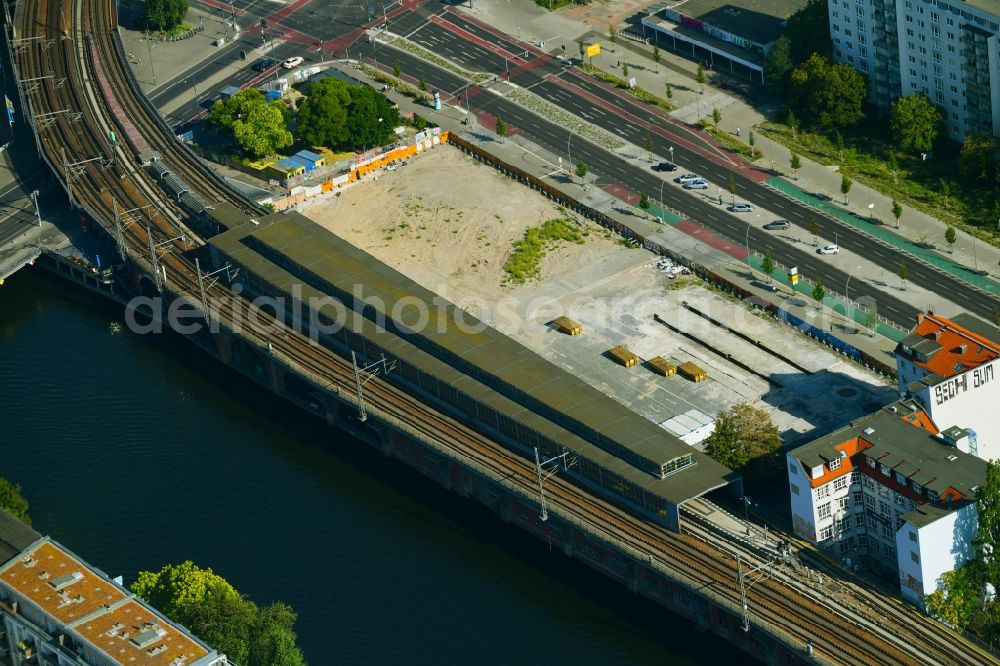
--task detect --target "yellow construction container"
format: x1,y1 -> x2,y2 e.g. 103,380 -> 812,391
608,345 -> 639,367
647,356 -> 677,376
678,361 -> 708,382
551,316 -> 583,335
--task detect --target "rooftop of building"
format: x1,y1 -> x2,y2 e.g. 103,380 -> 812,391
897,312 -> 1000,378
647,0 -> 808,45
69,598 -> 209,666
938,0 -> 1000,21
790,401 -> 987,512
209,210 -> 738,504
0,538 -> 218,666
0,540 -> 127,624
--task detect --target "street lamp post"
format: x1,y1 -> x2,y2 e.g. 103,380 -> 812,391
186,78 -> 199,109
742,496 -> 752,536
659,180 -> 665,211
668,145 -> 674,164
744,221 -> 752,260
567,123 -> 583,166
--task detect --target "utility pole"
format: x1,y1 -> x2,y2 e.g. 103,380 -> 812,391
351,351 -> 396,422
736,552 -> 779,632
145,32 -> 156,85
147,226 -> 162,291
30,190 -> 40,227
532,447 -> 576,521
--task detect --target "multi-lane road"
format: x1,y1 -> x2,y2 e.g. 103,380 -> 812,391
159,0 -> 999,328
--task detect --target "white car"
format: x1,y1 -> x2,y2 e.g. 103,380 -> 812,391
817,244 -> 840,255
674,173 -> 702,184
728,203 -> 753,213
282,56 -> 304,69
683,179 -> 709,190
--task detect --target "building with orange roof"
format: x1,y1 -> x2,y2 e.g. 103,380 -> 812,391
0,537 -> 228,666
896,312 -> 1000,461
787,399 -> 987,608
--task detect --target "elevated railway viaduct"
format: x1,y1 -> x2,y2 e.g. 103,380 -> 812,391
5,0 -> 1000,663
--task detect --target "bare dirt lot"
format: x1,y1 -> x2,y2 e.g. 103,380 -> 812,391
301,146 -> 895,446
301,146 -> 624,304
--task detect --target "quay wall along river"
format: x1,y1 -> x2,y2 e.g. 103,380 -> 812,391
0,268 -> 748,665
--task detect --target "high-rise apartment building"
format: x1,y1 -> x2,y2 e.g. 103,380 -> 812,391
827,0 -> 1000,140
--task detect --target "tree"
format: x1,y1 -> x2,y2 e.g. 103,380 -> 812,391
0,477 -> 30,525
785,0 -> 832,65
790,151 -> 801,179
578,40 -> 585,60
209,89 -> 292,158
761,249 -> 775,282
296,78 -> 352,149
495,115 -> 506,143
926,565 -> 988,629
958,132 -> 997,185
608,24 -> 617,52
974,462 -> 1000,596
665,83 -> 673,101
344,84 -> 400,149
132,562 -> 306,666
809,217 -> 820,245
712,107 -> 722,127
833,130 -> 845,161
696,64 -> 706,93
145,0 -> 187,31
418,76 -> 428,93
764,35 -> 794,93
393,61 -> 401,79
786,108 -> 800,138
945,225 -> 957,253
939,178 -> 952,207
812,279 -> 826,304
898,261 -> 908,290
652,44 -> 661,73
644,132 -> 654,161
748,130 -> 756,157
789,53 -> 867,130
865,302 -> 878,332
840,173 -> 852,204
622,62 -> 629,78
703,403 -> 781,470
728,173 -> 735,205
639,192 -> 650,210
575,157 -> 587,182
890,93 -> 942,154
892,199 -> 903,229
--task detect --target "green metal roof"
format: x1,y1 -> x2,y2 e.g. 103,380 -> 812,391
210,211 -> 738,504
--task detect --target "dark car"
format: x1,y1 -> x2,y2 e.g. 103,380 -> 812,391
653,161 -> 677,172
252,58 -> 278,72
763,219 -> 790,230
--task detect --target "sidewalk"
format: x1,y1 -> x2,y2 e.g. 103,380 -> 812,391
456,0 -> 1000,313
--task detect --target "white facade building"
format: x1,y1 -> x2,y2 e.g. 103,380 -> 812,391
896,312 -> 1000,461
787,400 -> 986,607
827,0 -> 1000,140
0,537 -> 228,666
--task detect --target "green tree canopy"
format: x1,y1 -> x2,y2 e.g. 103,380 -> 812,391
344,85 -> 400,150
145,0 -> 188,31
812,279 -> 826,303
763,35 -> 794,93
209,89 -> 292,157
132,561 -> 306,666
0,477 -> 30,525
890,94 -> 942,154
297,78 -> 353,148
958,132 -> 998,185
789,54 -> 867,130
703,403 -> 781,470
784,0 -> 832,65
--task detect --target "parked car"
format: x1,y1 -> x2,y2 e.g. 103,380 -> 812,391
817,244 -> 840,254
252,58 -> 278,72
282,56 -> 304,69
683,179 -> 709,190
674,173 -> 702,184
763,219 -> 790,230
728,203 -> 754,213
653,161 -> 678,172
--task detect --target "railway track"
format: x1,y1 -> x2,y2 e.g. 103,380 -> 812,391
10,1 -> 1000,664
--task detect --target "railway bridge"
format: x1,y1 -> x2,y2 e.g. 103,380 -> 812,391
3,0 -> 1000,664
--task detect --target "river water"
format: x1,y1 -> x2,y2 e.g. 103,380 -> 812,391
0,269 -> 745,664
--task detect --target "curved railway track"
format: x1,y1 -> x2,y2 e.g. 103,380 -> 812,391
11,0 -> 1000,664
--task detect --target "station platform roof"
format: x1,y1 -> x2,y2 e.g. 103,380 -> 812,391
210,211 -> 738,505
